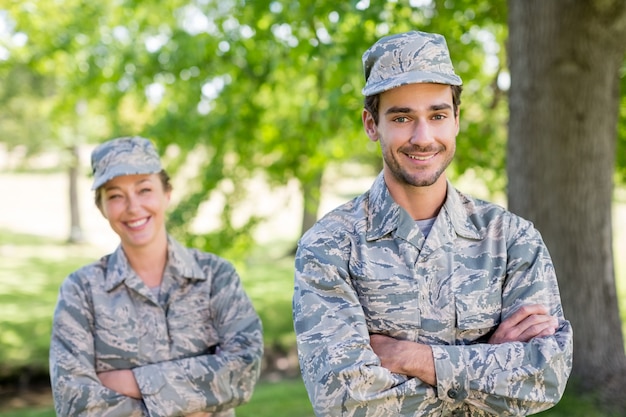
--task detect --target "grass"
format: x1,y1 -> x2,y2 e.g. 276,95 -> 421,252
2,409 -> 55,417
240,241 -> 299,352
1,227 -> 625,416
0,230 -> 97,376
0,379 -> 618,417
0,379 -> 315,417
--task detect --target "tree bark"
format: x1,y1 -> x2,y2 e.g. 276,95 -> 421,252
299,169 -> 323,238
507,0 -> 626,411
67,144 -> 84,244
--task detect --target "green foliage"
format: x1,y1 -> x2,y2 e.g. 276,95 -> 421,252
0,0 -> 513,255
0,66 -> 54,156
2,0 -> 624,253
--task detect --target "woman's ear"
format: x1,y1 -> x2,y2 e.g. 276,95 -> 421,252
96,199 -> 108,219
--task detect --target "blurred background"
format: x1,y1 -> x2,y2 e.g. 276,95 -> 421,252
0,0 -> 625,416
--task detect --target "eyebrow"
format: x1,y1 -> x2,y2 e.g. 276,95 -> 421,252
135,178 -> 152,186
385,103 -> 453,115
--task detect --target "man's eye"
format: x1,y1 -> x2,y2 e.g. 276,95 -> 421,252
107,194 -> 121,200
140,188 -> 152,194
432,114 -> 446,120
394,116 -> 409,123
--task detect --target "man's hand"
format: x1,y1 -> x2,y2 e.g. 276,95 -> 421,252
489,304 -> 558,344
97,369 -> 142,399
369,334 -> 436,386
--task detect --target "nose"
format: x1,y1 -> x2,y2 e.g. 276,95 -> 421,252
126,194 -> 140,213
409,120 -> 433,146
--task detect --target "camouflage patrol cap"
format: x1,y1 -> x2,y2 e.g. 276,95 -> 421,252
362,30 -> 462,96
90,136 -> 162,190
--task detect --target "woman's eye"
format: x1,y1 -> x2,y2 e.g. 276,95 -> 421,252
140,188 -> 152,194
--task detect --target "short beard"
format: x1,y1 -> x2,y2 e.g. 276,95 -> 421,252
383,145 -> 454,188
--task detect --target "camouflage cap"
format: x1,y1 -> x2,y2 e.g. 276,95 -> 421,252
90,136 -> 162,190
362,30 -> 462,96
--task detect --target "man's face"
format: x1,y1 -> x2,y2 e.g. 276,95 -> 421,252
363,83 -> 459,190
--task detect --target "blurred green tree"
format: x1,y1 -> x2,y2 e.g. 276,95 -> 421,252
0,0 -> 508,255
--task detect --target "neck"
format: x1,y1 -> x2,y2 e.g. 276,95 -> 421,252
385,174 -> 448,220
122,233 -> 168,288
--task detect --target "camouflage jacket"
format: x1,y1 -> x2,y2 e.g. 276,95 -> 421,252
293,173 -> 573,417
50,236 -> 263,416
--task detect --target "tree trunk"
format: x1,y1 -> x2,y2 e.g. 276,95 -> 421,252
67,144 -> 84,244
299,170 -> 323,238
507,0 -> 626,411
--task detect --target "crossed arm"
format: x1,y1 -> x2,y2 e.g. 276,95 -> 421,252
97,370 -> 141,399
97,371 -> 210,417
369,304 -> 559,386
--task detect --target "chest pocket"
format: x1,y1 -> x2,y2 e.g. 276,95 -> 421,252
455,290 -> 502,344
167,294 -> 218,355
94,307 -> 147,371
351,264 -> 420,335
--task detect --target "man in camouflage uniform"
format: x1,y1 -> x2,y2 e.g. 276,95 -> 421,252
293,31 -> 573,416
50,136 -> 263,416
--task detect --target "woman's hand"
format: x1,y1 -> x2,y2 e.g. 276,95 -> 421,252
97,369 -> 142,399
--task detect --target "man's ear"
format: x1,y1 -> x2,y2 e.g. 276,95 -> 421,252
362,109 -> 379,142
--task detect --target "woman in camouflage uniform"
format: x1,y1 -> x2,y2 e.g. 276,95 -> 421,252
50,136 -> 263,416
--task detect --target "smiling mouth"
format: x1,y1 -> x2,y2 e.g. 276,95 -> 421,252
126,218 -> 149,228
407,153 -> 436,161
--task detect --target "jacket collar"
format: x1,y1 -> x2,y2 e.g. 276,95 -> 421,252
366,172 -> 482,242
103,235 -> 205,292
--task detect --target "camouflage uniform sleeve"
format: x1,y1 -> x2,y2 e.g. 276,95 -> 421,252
294,236 -> 437,417
132,260 -> 263,415
431,217 -> 573,416
49,273 -> 147,416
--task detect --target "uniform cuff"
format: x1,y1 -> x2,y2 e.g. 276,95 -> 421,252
431,345 -> 469,404
133,364 -> 166,396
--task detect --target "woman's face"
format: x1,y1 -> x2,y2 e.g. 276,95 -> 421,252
98,173 -> 170,250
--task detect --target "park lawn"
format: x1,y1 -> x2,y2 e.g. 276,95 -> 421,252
0,230 -> 98,376
0,381 -> 616,417
0,228 -> 625,416
0,378 -> 314,417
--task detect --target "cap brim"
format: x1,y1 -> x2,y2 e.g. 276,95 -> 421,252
91,165 -> 162,190
362,71 -> 462,96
